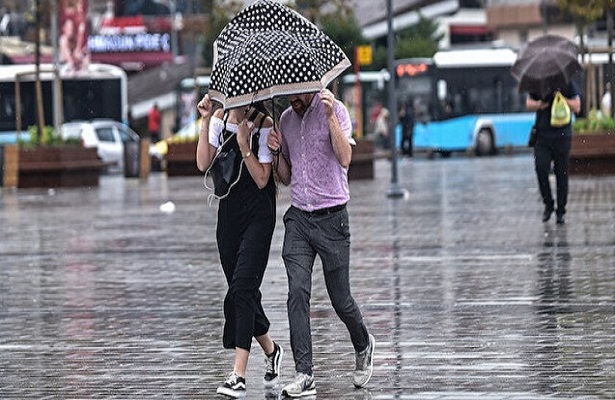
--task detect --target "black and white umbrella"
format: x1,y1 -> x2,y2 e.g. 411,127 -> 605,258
208,0 -> 351,109
511,34 -> 581,98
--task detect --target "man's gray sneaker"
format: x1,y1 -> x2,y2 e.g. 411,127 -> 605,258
281,373 -> 316,397
353,333 -> 375,388
264,342 -> 284,387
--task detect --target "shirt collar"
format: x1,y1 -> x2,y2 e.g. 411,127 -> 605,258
300,92 -> 319,117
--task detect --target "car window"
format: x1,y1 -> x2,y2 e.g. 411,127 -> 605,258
117,125 -> 139,143
95,127 -> 116,143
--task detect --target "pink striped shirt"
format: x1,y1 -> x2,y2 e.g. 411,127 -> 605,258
279,92 -> 355,212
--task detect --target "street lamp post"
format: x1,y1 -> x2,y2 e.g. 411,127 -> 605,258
34,0 -> 46,139
169,0 -> 178,58
386,0 -> 405,199
51,0 -> 62,133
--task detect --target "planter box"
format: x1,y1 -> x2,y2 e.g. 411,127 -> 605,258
165,142 -> 202,177
2,145 -> 19,187
570,132 -> 615,176
164,140 -> 377,179
349,139 -> 375,180
17,146 -> 107,188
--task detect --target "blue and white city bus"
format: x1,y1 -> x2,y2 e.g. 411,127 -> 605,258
395,47 -> 535,157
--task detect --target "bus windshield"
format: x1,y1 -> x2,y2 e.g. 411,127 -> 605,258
0,63 -> 127,144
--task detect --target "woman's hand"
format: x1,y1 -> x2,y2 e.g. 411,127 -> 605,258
237,118 -> 254,154
197,94 -> 215,120
196,95 -> 218,172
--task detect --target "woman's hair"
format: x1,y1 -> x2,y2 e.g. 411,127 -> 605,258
253,101 -> 271,117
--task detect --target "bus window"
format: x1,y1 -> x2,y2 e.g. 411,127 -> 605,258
413,96 -> 430,124
437,80 -> 447,101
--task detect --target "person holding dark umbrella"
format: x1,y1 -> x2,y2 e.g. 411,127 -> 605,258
512,34 -> 582,224
526,81 -> 580,224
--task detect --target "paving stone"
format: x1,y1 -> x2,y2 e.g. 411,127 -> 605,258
0,153 -> 614,399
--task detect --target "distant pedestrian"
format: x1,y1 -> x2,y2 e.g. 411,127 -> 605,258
374,106 -> 390,149
526,80 -> 581,224
399,100 -> 414,157
601,82 -> 611,118
148,103 -> 161,142
267,88 -> 375,397
196,94 -> 283,399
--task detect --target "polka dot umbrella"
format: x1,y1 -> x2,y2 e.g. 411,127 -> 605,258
208,0 -> 351,110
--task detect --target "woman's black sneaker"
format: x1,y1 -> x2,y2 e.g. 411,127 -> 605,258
217,372 -> 246,398
264,342 -> 284,387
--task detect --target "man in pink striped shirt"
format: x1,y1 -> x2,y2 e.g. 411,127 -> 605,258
267,89 -> 375,397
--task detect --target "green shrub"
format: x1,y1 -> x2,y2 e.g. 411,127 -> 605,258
572,109 -> 615,134
19,125 -> 81,148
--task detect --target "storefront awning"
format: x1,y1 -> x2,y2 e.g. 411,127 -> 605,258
450,25 -> 493,36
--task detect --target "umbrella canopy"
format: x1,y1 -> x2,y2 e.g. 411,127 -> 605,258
208,0 -> 351,109
511,34 -> 582,98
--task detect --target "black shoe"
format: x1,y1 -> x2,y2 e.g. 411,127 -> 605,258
542,207 -> 554,222
217,372 -> 246,398
556,214 -> 565,224
264,342 -> 284,387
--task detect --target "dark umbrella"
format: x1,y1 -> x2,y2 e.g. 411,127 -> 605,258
208,0 -> 351,109
511,34 -> 582,98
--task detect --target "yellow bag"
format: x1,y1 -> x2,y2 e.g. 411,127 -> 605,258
550,91 -> 571,127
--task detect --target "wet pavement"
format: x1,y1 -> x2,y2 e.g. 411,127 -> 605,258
1,153 -> 614,399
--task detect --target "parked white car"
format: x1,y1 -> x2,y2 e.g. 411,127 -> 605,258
152,118 -> 201,156
61,119 -> 163,172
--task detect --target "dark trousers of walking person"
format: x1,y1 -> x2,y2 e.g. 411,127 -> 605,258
217,194 -> 275,350
534,135 -> 571,217
282,206 -> 369,376
401,132 -> 413,156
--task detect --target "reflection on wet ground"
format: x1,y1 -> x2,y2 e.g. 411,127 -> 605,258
1,154 -> 614,399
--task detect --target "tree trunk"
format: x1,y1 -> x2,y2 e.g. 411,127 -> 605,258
608,7 -> 614,118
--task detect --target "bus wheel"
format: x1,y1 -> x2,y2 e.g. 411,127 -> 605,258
475,129 -> 494,156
